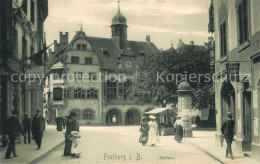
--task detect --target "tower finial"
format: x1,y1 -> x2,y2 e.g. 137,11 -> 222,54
118,0 -> 120,12
171,40 -> 173,48
80,23 -> 83,31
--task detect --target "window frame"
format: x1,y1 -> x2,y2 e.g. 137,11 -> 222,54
237,0 -> 249,45
85,57 -> 93,65
219,20 -> 227,58
71,56 -> 79,64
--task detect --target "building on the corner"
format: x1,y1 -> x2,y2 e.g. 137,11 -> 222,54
44,4 -> 159,125
0,0 -> 48,137
211,0 -> 260,160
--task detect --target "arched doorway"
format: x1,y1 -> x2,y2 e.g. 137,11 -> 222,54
221,82 -> 236,128
125,109 -> 140,125
106,109 -> 122,125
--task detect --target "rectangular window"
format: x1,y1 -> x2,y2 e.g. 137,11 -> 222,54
238,0 -> 248,44
31,0 -> 35,24
14,29 -> 18,55
22,36 -> 27,59
124,80 -> 132,99
220,21 -> 227,57
85,57 -> 93,65
74,89 -> 78,98
22,0 -> 27,15
63,89 -> 70,99
77,44 -> 81,50
74,72 -> 83,79
78,88 -> 82,99
107,80 -> 116,99
82,44 -> 87,50
87,89 -> 98,99
53,88 -> 63,101
71,56 -> 79,64
89,72 -> 97,80
82,90 -> 85,99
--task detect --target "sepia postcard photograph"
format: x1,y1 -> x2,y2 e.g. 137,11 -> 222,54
0,0 -> 260,163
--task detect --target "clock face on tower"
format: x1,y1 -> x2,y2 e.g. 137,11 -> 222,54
125,60 -> 132,68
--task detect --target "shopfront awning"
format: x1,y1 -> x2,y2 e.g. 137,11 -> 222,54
145,108 -> 172,116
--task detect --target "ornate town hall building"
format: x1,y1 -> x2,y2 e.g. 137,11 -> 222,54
44,4 -> 159,125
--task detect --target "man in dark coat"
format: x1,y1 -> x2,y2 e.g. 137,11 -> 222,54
221,112 -> 235,159
64,112 -> 79,156
23,113 -> 31,144
5,110 -> 24,159
31,108 -> 44,150
195,115 -> 200,128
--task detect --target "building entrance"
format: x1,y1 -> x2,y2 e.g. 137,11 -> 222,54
125,109 -> 140,125
106,109 -> 122,125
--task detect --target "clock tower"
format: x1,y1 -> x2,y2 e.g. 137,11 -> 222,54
111,1 -> 127,49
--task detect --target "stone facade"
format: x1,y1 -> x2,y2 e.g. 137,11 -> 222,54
213,0 -> 260,160
0,0 -> 48,135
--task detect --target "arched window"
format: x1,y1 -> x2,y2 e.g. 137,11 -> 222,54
83,109 -> 95,120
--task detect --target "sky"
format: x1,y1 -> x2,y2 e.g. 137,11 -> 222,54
45,0 -> 211,50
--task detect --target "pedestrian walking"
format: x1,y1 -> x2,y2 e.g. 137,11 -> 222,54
70,131 -> 81,158
23,113 -> 31,144
139,116 -> 149,146
31,108 -> 44,150
55,116 -> 63,131
195,115 -> 200,129
5,110 -> 24,159
174,115 -> 183,143
64,111 -> 79,156
148,115 -> 159,147
221,112 -> 235,160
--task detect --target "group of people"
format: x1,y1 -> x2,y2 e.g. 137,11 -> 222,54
55,116 -> 66,131
63,111 -> 81,158
139,115 -> 184,147
139,112 -> 235,160
4,109 -> 45,159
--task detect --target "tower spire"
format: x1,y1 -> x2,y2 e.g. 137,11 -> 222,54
118,0 -> 120,12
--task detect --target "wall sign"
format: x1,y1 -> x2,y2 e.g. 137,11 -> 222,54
226,63 -> 240,82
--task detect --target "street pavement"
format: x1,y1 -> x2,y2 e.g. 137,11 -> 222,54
1,126 -> 259,163
0,125 -> 64,164
38,126 -> 220,163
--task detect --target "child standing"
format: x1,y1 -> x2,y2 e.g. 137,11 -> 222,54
71,131 -> 81,158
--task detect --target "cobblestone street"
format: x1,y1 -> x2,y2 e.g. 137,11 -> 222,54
39,126 -> 220,163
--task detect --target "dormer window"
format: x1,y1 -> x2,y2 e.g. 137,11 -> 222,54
82,44 -> 87,50
76,44 -> 81,50
101,47 -> 109,55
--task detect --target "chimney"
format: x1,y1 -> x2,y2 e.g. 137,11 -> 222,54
190,41 -> 194,46
146,35 -> 150,45
59,32 -> 69,45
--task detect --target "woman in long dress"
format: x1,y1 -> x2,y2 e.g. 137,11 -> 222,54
148,115 -> 159,147
71,131 -> 81,158
139,116 -> 149,146
174,115 -> 183,143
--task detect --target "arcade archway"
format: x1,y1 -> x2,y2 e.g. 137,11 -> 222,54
106,109 -> 122,125
125,109 -> 140,125
221,82 -> 236,124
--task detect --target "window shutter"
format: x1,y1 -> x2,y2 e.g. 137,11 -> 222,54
238,4 -> 243,44
243,0 -> 248,42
